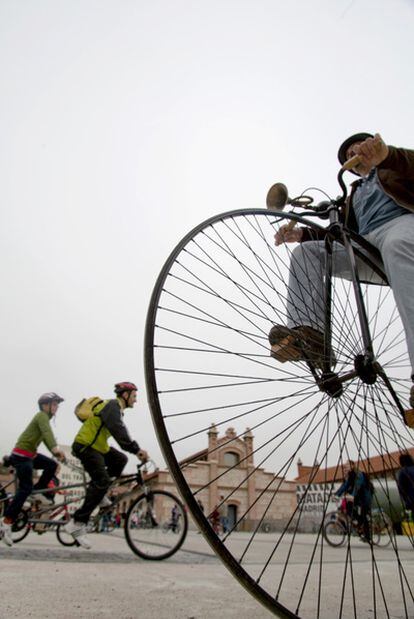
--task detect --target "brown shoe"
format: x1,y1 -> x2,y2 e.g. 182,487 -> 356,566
268,325 -> 303,363
268,325 -> 334,369
405,410 -> 414,428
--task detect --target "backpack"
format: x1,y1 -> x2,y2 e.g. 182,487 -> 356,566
362,472 -> 374,494
74,396 -> 109,422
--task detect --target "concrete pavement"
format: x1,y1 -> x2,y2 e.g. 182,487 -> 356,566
1,528 -> 413,618
0,529 -> 273,619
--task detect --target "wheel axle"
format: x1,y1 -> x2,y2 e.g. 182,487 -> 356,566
317,372 -> 343,397
354,354 -> 378,384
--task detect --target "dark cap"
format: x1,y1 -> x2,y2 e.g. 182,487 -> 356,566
337,132 -> 374,166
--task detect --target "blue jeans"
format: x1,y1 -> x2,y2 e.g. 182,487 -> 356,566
4,453 -> 57,522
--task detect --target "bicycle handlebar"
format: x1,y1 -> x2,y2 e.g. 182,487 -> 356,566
267,155 -> 360,222
136,459 -> 156,473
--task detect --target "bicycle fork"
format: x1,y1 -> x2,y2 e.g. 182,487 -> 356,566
312,223 -> 379,398
315,224 -> 407,419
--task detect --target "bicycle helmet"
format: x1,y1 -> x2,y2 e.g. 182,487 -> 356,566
337,132 -> 373,167
38,392 -> 64,407
114,382 -> 138,395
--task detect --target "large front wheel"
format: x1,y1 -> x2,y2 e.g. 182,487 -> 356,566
145,209 -> 413,618
124,491 -> 188,560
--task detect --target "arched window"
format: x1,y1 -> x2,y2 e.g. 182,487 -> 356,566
223,451 -> 239,467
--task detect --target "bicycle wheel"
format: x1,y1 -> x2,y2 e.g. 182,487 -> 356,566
0,496 -> 31,543
145,208 -> 414,618
371,509 -> 393,548
322,514 -> 346,547
10,510 -> 31,543
56,517 -> 78,547
124,491 -> 188,560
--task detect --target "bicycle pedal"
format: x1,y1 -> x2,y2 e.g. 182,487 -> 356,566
404,408 -> 414,428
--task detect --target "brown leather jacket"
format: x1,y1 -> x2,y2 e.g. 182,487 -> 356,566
301,145 -> 414,241
345,145 -> 414,232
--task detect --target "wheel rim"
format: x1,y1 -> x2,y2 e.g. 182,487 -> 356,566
371,509 -> 393,548
145,209 -> 414,618
323,518 -> 346,547
125,491 -> 187,559
56,518 -> 78,546
10,510 -> 30,542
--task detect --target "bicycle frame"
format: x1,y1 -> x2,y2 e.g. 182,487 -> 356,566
288,168 -> 408,419
90,466 -> 153,526
3,464 -> 146,537
26,494 -> 76,529
0,477 -> 16,500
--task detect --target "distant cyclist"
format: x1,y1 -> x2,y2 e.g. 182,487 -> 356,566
335,461 -> 373,542
0,392 -> 66,547
64,382 -> 149,549
397,452 -> 414,515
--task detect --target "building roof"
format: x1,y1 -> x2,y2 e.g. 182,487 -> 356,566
295,447 -> 414,484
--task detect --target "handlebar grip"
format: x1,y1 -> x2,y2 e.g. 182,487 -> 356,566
341,154 -> 361,171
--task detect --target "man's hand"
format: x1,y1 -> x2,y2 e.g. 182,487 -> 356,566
353,133 -> 389,171
274,224 -> 303,246
137,449 -> 149,463
52,447 -> 66,462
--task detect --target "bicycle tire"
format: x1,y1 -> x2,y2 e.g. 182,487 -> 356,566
145,208 -> 414,618
10,510 -> 31,543
56,517 -> 78,547
371,509 -> 392,548
322,519 -> 346,547
124,490 -> 188,560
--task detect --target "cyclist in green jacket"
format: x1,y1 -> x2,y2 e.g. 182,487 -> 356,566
64,381 -> 148,549
0,392 -> 66,547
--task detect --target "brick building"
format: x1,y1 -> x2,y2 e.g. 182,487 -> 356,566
140,424 -> 297,531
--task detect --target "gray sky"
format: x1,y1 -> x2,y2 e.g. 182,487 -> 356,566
1,0 -> 414,469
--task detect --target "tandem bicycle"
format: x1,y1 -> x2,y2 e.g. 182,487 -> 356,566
1,459 -> 188,560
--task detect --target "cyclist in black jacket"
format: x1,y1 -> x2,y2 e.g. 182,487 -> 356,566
64,382 -> 148,548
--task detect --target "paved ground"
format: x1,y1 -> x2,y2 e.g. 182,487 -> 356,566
0,529 -> 273,619
1,528 -> 414,619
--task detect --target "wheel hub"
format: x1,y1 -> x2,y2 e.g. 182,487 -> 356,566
318,372 -> 343,398
354,354 -> 378,384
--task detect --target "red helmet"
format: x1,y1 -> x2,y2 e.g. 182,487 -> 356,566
114,382 -> 138,396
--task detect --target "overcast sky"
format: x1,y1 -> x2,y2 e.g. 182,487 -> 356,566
1,0 -> 414,469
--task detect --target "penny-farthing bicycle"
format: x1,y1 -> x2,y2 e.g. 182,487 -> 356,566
145,156 -> 414,618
